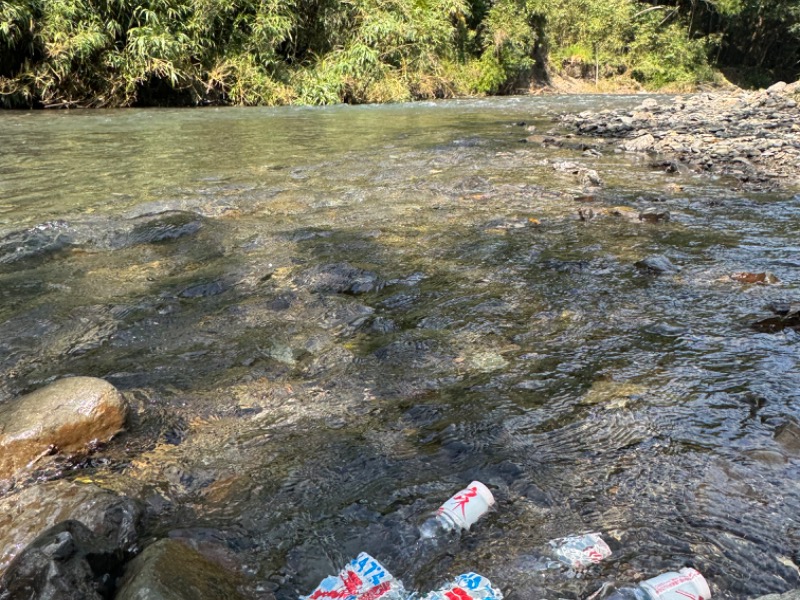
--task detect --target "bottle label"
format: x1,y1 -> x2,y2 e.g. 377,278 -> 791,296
304,552 -> 403,600
437,482 -> 495,529
639,568 -> 711,600
421,573 -> 504,600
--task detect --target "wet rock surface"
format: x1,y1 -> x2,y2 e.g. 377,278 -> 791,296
114,539 -> 248,600
755,592 -> 800,600
561,82 -> 800,190
0,377 -> 128,481
635,255 -> 680,275
751,302 -> 800,333
0,480 -> 142,574
0,520 -> 128,600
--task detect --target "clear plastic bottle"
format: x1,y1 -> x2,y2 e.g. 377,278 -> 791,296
518,532 -> 612,572
604,568 -> 711,600
419,481 -> 495,539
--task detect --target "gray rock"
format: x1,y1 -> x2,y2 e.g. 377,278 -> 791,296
115,539 -> 247,600
753,591 -> 800,600
0,377 -> 128,481
766,81 -> 788,94
635,255 -> 680,274
0,520 -> 127,600
295,262 -> 382,295
639,207 -> 671,223
622,133 -> 656,152
123,211 -> 203,246
0,480 -> 142,574
0,221 -> 74,265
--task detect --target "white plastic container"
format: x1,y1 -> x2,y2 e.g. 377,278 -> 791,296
419,481 -> 495,538
606,567 -> 711,600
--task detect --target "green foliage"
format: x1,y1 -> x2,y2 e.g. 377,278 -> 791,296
0,0 -> 798,107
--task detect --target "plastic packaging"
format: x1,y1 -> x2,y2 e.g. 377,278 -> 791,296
301,552 -> 407,600
419,572 -> 503,600
605,568 -> 711,600
549,532 -> 612,570
419,481 -> 495,538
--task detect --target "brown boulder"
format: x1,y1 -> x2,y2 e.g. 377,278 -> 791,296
115,539 -> 248,600
0,377 -> 127,481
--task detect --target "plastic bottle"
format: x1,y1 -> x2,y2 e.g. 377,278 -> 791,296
604,568 -> 711,600
301,552 -> 407,600
548,532 -> 612,570
518,532 -> 612,572
419,572 -> 503,600
419,481 -> 495,539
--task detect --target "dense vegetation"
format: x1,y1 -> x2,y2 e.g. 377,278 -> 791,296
1,0 -> 799,107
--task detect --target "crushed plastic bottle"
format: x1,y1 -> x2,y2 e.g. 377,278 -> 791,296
603,568 -> 711,600
419,572 -> 503,600
521,532 -> 612,572
549,532 -> 612,570
301,552 -> 407,600
419,481 -> 495,539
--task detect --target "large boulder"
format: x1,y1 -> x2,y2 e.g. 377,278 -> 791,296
0,377 -> 127,481
0,480 -> 142,574
0,520 -> 127,600
115,539 -> 247,600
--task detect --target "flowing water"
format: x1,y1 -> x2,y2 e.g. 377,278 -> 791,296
1,96 -> 800,599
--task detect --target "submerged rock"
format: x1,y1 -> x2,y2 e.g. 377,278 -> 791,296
0,480 -> 142,574
295,262 -> 382,295
0,520 -> 128,600
0,377 -> 128,481
751,302 -> 800,333
115,539 -> 247,600
0,221 -> 74,266
731,271 -> 780,285
111,211 -> 203,247
635,255 -> 680,275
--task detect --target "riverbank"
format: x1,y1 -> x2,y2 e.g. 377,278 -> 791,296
556,81 -> 800,191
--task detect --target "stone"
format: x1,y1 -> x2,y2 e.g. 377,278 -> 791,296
775,419 -> 800,455
635,255 -> 679,275
621,133 -> 656,152
115,539 -> 247,600
754,591 -> 800,600
639,207 -> 671,223
766,81 -> 788,94
294,262 -> 382,295
0,480 -> 142,574
731,272 -> 780,285
0,377 -> 128,481
0,520 -> 127,600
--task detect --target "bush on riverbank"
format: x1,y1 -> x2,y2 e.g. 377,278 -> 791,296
0,0 -> 798,107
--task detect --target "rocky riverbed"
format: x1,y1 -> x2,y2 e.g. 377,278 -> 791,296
557,81 -> 800,191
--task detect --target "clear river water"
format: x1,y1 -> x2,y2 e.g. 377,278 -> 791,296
1,96 -> 800,599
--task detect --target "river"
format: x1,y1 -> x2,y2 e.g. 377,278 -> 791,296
1,96 -> 800,599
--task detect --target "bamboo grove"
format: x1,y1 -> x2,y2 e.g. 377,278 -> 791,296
1,0 -> 799,108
